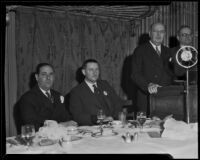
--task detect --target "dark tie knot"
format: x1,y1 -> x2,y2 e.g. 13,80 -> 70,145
93,84 -> 100,94
46,91 -> 54,103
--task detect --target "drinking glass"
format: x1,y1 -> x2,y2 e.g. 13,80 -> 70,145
97,109 -> 105,135
136,112 -> 147,132
97,109 -> 106,123
21,124 -> 36,146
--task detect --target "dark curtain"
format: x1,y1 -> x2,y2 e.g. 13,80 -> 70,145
15,8 -> 132,100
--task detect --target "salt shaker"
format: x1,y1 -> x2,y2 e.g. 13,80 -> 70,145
133,132 -> 138,141
125,132 -> 132,143
119,111 -> 126,127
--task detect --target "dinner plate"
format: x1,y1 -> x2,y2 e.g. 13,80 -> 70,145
111,120 -> 122,125
63,136 -> 82,142
39,139 -> 57,146
143,119 -> 163,128
91,131 -> 118,138
147,131 -> 161,138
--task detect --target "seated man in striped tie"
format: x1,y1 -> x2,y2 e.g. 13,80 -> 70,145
69,59 -> 124,126
18,63 -> 77,131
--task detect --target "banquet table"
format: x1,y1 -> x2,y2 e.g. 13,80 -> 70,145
6,124 -> 198,158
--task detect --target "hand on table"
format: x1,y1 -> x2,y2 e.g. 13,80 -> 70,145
104,116 -> 113,122
97,116 -> 113,123
59,120 -> 78,127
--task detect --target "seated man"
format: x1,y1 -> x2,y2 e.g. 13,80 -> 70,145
19,63 -> 77,131
69,59 -> 124,126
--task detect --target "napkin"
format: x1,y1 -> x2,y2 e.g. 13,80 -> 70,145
161,118 -> 197,140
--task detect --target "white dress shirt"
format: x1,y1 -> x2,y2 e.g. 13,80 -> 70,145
84,80 -> 97,93
39,87 -> 51,97
149,40 -> 161,54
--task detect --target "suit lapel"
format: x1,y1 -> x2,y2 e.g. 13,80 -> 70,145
97,81 -> 113,113
82,81 -> 102,109
33,85 -> 54,109
148,43 -> 164,68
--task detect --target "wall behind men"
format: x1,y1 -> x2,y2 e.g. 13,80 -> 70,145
15,2 -> 198,100
15,7 -> 132,99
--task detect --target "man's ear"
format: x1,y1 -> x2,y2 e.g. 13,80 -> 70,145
148,31 -> 151,37
35,74 -> 38,81
82,69 -> 86,76
177,35 -> 180,41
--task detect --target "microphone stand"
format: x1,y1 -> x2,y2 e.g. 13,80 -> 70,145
184,68 -> 190,124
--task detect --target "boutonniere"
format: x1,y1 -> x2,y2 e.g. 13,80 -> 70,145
60,96 -> 64,103
103,91 -> 108,96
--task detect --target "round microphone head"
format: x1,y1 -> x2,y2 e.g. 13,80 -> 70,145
176,46 -> 198,69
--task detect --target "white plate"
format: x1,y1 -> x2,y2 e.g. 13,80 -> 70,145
39,139 -> 57,146
91,131 -> 118,138
112,120 -> 122,125
63,136 -> 82,142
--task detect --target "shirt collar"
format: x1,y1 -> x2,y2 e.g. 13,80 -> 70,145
84,79 -> 97,92
180,44 -> 187,48
39,87 -> 51,96
149,40 -> 161,51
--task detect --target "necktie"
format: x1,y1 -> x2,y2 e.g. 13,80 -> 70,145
93,84 -> 100,94
46,91 -> 54,103
155,46 -> 161,56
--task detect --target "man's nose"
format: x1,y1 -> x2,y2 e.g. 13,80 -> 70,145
46,75 -> 51,79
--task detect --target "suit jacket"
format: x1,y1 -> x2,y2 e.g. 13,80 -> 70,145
69,80 -> 123,125
131,42 -> 173,113
19,84 -> 71,131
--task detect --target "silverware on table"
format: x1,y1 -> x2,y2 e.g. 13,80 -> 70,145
58,139 -> 63,147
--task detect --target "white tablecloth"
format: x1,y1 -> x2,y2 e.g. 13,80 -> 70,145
6,125 -> 198,158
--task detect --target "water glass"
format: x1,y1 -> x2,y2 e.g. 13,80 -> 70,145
21,124 -> 36,146
97,109 -> 106,122
136,112 -> 147,132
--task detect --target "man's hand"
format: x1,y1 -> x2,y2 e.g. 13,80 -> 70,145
97,116 -> 113,123
104,116 -> 113,122
59,120 -> 78,127
148,83 -> 162,94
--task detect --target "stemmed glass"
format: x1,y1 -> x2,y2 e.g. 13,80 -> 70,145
97,109 -> 106,135
21,124 -> 36,147
136,112 -> 147,132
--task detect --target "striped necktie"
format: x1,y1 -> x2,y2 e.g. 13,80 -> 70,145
46,91 -> 54,103
93,84 -> 100,94
155,46 -> 161,56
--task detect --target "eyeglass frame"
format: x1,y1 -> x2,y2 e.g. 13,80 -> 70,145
180,33 -> 193,37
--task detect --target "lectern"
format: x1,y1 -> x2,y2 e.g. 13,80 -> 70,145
149,85 -> 197,122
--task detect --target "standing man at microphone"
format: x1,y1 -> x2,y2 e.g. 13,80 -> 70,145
131,22 -> 173,116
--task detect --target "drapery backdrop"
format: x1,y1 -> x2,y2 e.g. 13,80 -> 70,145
15,8 -> 131,98
5,2 -> 198,136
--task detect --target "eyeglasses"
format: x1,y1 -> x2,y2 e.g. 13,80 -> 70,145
152,30 -> 165,34
180,33 -> 193,37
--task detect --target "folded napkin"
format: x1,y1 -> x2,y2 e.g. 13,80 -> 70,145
37,120 -> 70,140
161,118 -> 197,140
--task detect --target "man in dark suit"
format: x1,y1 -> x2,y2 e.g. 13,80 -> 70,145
170,25 -> 196,81
19,63 -> 77,131
69,59 -> 124,126
131,22 -> 173,115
